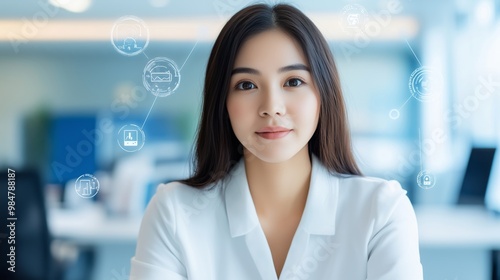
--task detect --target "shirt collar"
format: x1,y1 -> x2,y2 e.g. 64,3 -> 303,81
223,153 -> 338,238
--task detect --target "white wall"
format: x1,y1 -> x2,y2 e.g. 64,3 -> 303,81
0,42 -> 210,167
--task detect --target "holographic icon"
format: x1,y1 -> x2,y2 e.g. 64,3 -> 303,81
408,67 -> 443,102
340,4 -> 369,34
117,124 -> 145,152
423,175 -> 431,186
347,14 -> 360,26
389,109 -> 400,120
124,130 -> 138,146
151,68 -> 172,83
417,170 -> 436,189
75,174 -> 100,198
143,57 -> 181,97
111,15 -> 150,56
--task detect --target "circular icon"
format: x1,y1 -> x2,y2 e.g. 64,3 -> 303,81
408,67 -> 443,102
117,124 -> 146,152
389,109 -> 400,120
339,4 -> 369,35
417,170 -> 436,189
143,57 -> 181,97
75,174 -> 100,198
111,16 -> 150,56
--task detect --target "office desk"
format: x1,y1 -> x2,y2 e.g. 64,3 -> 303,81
415,205 -> 500,248
48,205 -> 500,280
415,206 -> 500,280
48,205 -> 141,280
49,205 -> 500,245
48,205 -> 141,245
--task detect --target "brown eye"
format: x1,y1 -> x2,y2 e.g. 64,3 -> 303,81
284,78 -> 304,87
236,81 -> 257,90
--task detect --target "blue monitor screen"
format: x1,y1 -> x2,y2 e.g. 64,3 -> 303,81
48,115 -> 97,185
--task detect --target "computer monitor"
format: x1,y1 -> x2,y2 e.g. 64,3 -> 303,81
457,147 -> 496,205
486,147 -> 500,214
48,115 -> 97,185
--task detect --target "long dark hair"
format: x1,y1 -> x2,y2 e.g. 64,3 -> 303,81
176,3 -> 362,190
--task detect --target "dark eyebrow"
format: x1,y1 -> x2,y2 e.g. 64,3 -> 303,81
231,63 -> 310,76
278,63 -> 310,73
231,67 -> 259,75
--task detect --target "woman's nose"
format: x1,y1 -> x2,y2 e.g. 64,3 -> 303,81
258,85 -> 286,117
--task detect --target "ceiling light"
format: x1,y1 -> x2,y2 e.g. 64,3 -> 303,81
475,0 -> 495,26
49,0 -> 92,13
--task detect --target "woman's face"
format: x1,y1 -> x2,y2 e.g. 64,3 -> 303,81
226,29 -> 321,163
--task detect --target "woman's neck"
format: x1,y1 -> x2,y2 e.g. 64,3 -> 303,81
243,146 -> 312,219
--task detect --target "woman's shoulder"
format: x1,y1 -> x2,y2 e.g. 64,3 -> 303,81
149,181 -> 224,222
336,175 -> 409,215
153,180 -> 221,204
338,174 -> 407,197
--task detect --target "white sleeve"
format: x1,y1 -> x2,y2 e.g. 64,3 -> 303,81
130,185 -> 188,280
366,183 -> 424,280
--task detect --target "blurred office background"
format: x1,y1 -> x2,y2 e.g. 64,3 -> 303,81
1,0 -> 500,279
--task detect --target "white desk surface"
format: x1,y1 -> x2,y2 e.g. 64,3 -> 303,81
415,205 -> 500,249
48,205 -> 500,248
48,205 -> 142,245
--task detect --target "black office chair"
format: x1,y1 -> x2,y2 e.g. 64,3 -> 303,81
456,147 -> 499,280
0,169 -> 52,280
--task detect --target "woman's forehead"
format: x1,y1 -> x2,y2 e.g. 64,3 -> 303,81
232,29 -> 309,70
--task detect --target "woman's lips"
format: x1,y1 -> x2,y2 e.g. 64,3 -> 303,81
255,130 -> 292,140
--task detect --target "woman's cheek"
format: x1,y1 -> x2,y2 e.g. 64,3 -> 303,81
294,95 -> 320,128
227,99 -> 247,120
227,98 -> 255,135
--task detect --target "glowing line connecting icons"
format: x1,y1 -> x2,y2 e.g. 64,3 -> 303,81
143,57 -> 181,97
111,16 -> 150,57
110,15 -> 191,153
75,174 -> 100,198
389,66 -> 444,120
388,38 -> 445,120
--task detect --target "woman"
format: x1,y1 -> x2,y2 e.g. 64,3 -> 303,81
130,3 -> 423,280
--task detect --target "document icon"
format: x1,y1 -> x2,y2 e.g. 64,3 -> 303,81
124,130 -> 138,146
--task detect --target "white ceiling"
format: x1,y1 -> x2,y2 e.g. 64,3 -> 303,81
0,0 -> 449,19
0,0 -> 494,53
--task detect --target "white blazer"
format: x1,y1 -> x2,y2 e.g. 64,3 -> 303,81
130,154 -> 423,280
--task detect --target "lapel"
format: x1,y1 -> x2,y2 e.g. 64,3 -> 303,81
223,154 -> 339,279
297,154 -> 339,236
224,158 -> 277,278
280,154 -> 339,278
